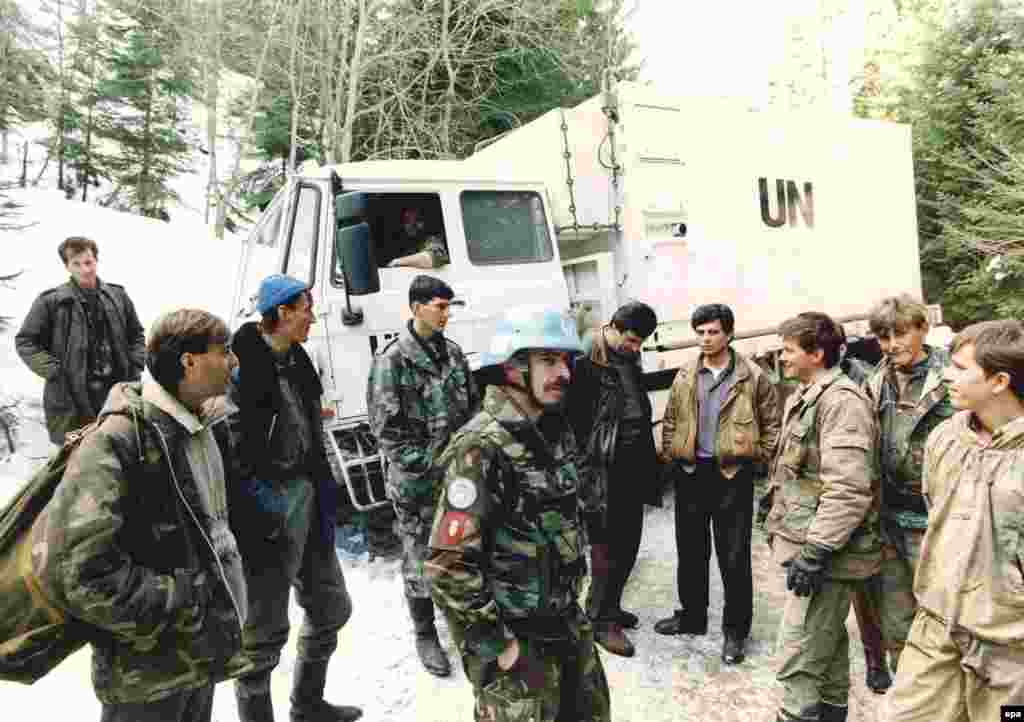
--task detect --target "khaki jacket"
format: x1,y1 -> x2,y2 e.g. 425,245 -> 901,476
765,366 -> 881,580
915,412 -> 1024,646
661,349 -> 780,479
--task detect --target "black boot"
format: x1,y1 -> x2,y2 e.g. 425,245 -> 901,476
408,596 -> 452,677
290,659 -> 363,722
819,703 -> 848,722
776,704 -> 820,722
236,674 -> 275,722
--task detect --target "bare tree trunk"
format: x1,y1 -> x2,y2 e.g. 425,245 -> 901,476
56,0 -> 67,191
214,0 -> 283,239
439,0 -> 456,157
340,0 -> 370,163
287,0 -> 304,173
204,0 -> 222,224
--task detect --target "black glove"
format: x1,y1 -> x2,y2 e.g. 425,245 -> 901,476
783,543 -> 831,598
756,487 -> 775,528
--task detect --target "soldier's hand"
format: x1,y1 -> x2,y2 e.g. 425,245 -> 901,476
783,543 -> 831,598
504,638 -> 546,691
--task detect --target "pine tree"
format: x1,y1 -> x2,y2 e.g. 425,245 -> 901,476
94,0 -> 193,218
0,0 -> 54,163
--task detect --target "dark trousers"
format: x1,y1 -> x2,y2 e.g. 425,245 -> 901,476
587,442 -> 647,620
674,459 -> 753,638
100,684 -> 214,722
237,478 -> 352,696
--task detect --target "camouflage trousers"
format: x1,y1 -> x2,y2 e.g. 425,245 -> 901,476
887,610 -> 1024,722
392,501 -> 435,599
776,573 -> 869,718
236,477 -> 352,694
865,524 -> 924,671
448,607 -> 611,722
100,683 -> 214,722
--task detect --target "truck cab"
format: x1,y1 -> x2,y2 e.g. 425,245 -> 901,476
232,160 -> 571,509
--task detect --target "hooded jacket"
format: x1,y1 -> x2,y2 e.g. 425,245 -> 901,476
16,279 -> 145,444
914,411 -> 1024,646
30,381 -> 249,704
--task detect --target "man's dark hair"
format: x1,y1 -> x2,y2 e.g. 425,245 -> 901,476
611,301 -> 657,338
58,236 -> 99,264
409,275 -> 453,307
147,309 -> 230,391
778,312 -> 844,369
951,319 -> 1024,398
260,289 -> 311,333
691,303 -> 735,335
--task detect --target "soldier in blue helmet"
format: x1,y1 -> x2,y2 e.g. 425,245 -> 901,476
426,306 -> 611,722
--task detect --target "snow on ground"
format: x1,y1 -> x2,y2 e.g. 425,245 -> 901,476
0,191 -> 888,721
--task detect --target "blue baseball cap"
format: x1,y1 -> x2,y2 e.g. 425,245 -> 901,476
256,274 -> 308,315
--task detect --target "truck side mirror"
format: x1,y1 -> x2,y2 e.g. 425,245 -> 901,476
337,223 -> 380,295
335,191 -> 380,296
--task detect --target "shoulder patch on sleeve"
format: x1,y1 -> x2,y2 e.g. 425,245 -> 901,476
437,510 -> 474,545
446,477 -> 478,510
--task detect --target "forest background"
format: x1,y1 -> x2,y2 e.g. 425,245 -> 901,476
4,0 -> 1024,328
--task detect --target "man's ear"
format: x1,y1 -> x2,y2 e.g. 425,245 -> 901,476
811,348 -> 825,366
991,371 -> 1012,396
180,352 -> 196,376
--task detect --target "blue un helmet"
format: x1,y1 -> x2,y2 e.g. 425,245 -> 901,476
474,305 -> 583,371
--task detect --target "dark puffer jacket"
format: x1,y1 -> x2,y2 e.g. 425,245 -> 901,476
15,280 -> 145,443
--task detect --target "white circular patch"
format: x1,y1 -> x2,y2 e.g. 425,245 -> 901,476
447,478 -> 478,510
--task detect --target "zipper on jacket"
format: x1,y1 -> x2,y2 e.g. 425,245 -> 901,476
152,423 -> 245,630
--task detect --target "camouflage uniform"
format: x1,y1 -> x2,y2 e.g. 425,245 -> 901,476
367,320 -> 480,598
887,412 -> 1024,721
863,345 -> 953,667
30,381 -> 250,709
764,366 -> 880,721
426,386 -> 610,722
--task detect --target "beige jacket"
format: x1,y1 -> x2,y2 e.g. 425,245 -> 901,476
765,366 -> 881,580
915,412 -> 1024,645
661,349 -> 780,479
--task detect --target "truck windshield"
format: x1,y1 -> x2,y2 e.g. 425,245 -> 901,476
460,191 -> 553,265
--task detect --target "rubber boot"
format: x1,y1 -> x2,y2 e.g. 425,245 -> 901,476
290,659 -> 363,722
236,673 -> 275,722
408,596 -> 452,677
851,586 -> 891,693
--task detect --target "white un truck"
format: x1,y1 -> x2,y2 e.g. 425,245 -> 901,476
231,80 -> 931,510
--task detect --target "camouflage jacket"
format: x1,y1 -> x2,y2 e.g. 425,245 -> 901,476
864,345 -> 954,521
30,382 -> 249,704
915,412 -> 1024,645
662,348 -> 781,479
15,279 -> 146,444
425,386 -> 590,662
367,321 -> 480,512
765,366 -> 881,580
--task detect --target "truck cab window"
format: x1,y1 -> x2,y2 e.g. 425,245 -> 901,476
332,192 -> 448,285
461,191 -> 552,265
285,184 -> 321,284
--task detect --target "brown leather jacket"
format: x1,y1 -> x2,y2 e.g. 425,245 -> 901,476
661,348 -> 780,479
